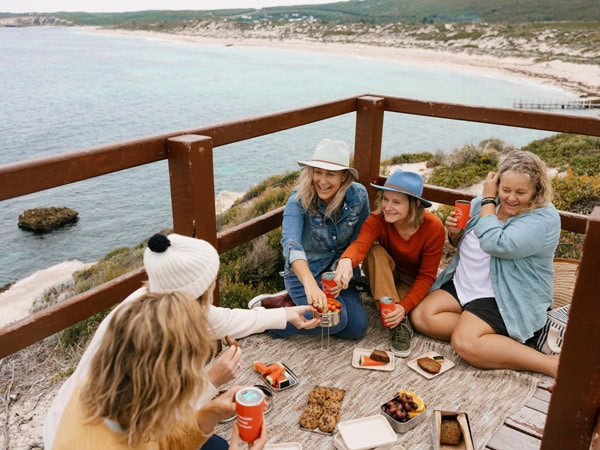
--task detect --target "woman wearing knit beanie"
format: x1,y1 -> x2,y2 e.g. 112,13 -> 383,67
44,233 -> 318,450
53,291 -> 268,449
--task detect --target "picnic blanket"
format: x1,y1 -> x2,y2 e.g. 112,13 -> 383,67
215,299 -> 541,449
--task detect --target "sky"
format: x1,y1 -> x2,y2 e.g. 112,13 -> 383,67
1,0 -> 340,13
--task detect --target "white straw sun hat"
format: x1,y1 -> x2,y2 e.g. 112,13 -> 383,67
297,138 -> 359,180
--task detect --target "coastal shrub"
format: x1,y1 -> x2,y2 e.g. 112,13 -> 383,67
522,133 -> 600,174
552,172 -> 600,213
384,152 -> 433,165
32,243 -> 146,347
428,163 -> 489,189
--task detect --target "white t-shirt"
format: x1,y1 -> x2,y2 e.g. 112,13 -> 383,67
454,230 -> 495,305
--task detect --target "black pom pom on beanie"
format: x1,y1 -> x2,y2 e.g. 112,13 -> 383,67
148,233 -> 171,253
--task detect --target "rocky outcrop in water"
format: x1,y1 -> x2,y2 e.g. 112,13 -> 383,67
18,207 -> 79,232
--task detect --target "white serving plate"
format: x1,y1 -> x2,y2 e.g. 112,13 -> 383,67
351,348 -> 395,372
407,351 -> 455,379
336,415 -> 398,450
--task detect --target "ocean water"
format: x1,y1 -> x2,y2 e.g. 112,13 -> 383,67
0,26 -> 591,284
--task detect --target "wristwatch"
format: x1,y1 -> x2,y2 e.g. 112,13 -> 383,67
481,198 -> 497,206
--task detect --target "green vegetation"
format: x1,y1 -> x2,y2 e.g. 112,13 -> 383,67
4,0 -> 598,25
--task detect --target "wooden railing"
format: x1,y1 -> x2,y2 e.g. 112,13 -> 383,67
1,95 -> 599,449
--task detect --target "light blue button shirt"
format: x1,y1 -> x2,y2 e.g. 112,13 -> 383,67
281,182 -> 370,278
431,196 -> 561,342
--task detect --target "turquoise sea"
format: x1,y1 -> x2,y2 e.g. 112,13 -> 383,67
0,26 -> 591,284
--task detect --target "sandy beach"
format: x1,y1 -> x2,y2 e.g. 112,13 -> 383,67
89,27 -> 600,98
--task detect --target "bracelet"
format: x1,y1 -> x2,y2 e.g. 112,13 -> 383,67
481,198 -> 497,206
482,196 -> 496,201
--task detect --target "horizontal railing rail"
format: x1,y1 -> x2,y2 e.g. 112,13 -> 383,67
1,94 -> 599,449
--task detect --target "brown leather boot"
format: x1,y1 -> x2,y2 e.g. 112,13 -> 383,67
248,291 -> 294,309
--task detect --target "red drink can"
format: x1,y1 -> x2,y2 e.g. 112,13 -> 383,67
321,271 -> 337,298
454,200 -> 471,229
235,386 -> 265,442
379,297 -> 395,328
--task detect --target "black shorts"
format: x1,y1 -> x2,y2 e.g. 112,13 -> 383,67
439,279 -> 508,336
439,279 -> 542,346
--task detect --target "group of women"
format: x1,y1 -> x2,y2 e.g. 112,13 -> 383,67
45,138 -> 561,449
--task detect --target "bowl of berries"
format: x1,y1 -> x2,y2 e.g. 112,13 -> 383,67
380,390 -> 428,433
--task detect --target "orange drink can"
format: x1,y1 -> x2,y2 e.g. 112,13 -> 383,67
321,271 -> 336,298
379,297 -> 395,328
454,200 -> 471,229
235,386 -> 265,443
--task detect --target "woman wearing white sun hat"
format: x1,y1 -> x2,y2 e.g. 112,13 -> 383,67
249,138 -> 370,339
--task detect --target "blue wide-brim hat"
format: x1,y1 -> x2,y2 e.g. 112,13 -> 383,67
370,170 -> 432,208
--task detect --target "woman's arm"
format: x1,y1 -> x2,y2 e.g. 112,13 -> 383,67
335,214 -> 379,287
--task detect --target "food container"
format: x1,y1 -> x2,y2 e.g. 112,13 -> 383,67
380,392 -> 428,433
431,410 -> 474,450
334,415 -> 398,450
256,361 -> 299,392
299,386 -> 345,435
319,309 -> 341,327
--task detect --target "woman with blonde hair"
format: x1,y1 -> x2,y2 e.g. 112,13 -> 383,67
411,150 -> 561,377
334,170 -> 445,357
45,234 -> 313,450
250,138 -> 370,339
53,291 -> 267,449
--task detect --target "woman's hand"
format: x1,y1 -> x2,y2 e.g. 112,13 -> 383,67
285,305 -> 320,329
482,171 -> 500,199
445,210 -> 463,246
230,422 -> 268,450
304,281 -> 328,313
333,258 -> 353,294
384,304 -> 406,328
196,386 -> 240,434
206,345 -> 243,387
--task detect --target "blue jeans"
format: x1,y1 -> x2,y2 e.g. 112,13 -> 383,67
269,272 -> 368,339
200,434 -> 228,450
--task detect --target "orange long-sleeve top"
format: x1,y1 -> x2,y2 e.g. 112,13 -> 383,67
340,211 -> 446,313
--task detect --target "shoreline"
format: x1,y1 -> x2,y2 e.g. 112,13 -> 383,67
87,27 -> 600,98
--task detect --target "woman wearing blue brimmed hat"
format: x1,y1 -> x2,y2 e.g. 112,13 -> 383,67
249,138 -> 370,340
335,169 -> 445,357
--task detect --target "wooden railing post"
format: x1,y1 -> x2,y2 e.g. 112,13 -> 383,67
354,96 -> 385,208
167,135 -> 217,245
167,135 -> 220,308
541,207 -> 600,450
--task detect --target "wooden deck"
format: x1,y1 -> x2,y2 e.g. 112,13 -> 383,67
487,380 -> 553,450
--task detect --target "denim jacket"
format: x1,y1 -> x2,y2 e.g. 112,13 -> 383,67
281,182 -> 370,277
431,195 -> 561,342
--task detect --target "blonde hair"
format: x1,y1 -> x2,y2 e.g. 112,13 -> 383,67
81,291 -> 215,445
374,192 -> 425,229
498,150 -> 553,212
294,166 -> 355,219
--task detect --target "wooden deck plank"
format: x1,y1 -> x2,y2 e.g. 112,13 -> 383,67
486,424 -> 541,449
526,388 -> 550,414
504,406 -> 547,439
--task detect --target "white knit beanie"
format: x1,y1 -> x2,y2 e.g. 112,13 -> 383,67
144,233 -> 219,299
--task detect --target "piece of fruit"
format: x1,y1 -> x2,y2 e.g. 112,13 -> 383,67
360,355 -> 386,366
252,361 -> 269,375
